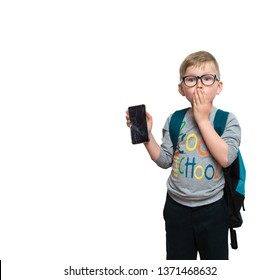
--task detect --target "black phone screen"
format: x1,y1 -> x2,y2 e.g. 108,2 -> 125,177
128,104 -> 149,144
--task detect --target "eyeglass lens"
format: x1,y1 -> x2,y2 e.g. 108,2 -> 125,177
183,75 -> 216,87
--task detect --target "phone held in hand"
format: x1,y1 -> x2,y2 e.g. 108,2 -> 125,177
128,104 -> 149,144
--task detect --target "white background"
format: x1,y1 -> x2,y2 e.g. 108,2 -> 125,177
0,0 -> 279,279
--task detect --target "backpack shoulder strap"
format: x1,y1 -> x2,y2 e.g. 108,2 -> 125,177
169,108 -> 190,154
214,109 -> 229,136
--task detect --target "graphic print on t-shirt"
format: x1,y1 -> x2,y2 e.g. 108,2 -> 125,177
173,120 -> 219,181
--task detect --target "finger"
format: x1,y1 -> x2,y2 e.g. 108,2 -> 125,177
193,89 -> 199,106
197,89 -> 206,104
145,111 -> 153,132
197,88 -> 203,99
200,90 -> 209,103
125,110 -> 131,127
146,111 -> 152,119
146,111 -> 153,125
125,112 -> 130,122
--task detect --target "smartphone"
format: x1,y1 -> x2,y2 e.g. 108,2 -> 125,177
128,104 -> 149,144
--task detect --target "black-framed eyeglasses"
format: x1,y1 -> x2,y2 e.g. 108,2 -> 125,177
181,74 -> 220,87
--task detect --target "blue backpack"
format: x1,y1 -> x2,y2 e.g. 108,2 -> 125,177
169,108 -> 246,249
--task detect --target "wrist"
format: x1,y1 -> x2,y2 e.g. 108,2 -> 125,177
196,118 -> 211,130
145,132 -> 154,144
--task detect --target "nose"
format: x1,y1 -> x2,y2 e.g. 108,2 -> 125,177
196,77 -> 203,88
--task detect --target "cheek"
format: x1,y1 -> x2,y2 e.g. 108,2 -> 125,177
185,90 -> 195,102
206,90 -> 217,101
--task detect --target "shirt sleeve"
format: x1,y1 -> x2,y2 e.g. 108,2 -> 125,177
153,115 -> 174,169
221,112 -> 241,167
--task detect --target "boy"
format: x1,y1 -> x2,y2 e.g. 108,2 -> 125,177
126,51 -> 241,260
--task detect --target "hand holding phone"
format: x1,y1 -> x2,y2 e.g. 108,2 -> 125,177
128,104 -> 149,144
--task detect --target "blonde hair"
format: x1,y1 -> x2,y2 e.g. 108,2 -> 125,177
179,51 -> 220,80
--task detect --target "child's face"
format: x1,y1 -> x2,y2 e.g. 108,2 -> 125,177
178,62 -> 223,105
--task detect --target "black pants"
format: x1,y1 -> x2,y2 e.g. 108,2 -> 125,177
163,194 -> 229,260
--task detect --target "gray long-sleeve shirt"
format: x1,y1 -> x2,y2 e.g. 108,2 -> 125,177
154,107 -> 241,207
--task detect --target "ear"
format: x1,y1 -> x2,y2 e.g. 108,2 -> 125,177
216,81 -> 223,95
178,83 -> 184,96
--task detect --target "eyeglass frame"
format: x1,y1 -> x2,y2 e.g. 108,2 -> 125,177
181,74 -> 220,87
